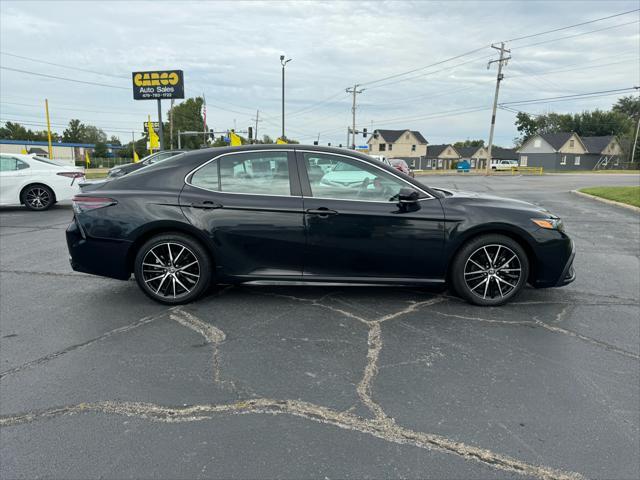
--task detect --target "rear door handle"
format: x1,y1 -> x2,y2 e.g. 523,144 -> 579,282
305,207 -> 338,217
190,201 -> 223,210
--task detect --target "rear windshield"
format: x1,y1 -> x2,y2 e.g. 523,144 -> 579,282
31,156 -> 68,167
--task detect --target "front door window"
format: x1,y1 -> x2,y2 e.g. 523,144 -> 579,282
303,153 -> 408,202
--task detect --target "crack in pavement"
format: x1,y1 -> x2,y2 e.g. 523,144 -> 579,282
0,398 -> 583,480
0,269 -> 94,278
0,291 -> 587,479
169,309 -> 236,390
0,308 -> 178,379
432,310 -> 639,360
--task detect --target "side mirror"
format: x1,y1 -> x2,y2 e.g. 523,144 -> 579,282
398,187 -> 419,203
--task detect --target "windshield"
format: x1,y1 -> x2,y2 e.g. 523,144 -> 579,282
333,162 -> 362,172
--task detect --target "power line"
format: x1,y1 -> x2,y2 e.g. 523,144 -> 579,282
0,51 -> 130,80
512,20 -> 640,50
499,87 -> 636,106
359,46 -> 489,88
505,8 -> 640,42
0,66 -> 129,89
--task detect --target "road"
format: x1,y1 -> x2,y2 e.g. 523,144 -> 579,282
1,173 -> 638,479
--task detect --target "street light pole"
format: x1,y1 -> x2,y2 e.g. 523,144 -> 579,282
280,55 -> 291,140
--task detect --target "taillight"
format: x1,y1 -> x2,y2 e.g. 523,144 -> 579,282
72,196 -> 117,214
57,172 -> 85,179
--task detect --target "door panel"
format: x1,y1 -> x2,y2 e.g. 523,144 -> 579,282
0,156 -> 29,205
180,150 -> 305,278
298,151 -> 446,280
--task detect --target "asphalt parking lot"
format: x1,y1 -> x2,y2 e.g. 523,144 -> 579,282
1,173 -> 638,479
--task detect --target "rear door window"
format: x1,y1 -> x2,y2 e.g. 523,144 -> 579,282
191,151 -> 292,196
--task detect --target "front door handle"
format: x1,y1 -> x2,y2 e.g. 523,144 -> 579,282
190,201 -> 223,210
305,207 -> 338,217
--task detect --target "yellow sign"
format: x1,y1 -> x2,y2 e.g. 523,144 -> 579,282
133,150 -> 140,163
133,72 -> 180,87
276,138 -> 287,144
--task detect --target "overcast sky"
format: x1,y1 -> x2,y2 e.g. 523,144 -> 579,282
1,0 -> 638,147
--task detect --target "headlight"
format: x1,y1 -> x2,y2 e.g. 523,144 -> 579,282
531,218 -> 564,231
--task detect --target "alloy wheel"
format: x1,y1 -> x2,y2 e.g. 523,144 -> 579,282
25,187 -> 51,210
463,244 -> 522,300
141,242 -> 201,299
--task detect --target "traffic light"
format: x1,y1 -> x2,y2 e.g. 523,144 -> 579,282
363,128 -> 367,137
248,126 -> 253,141
328,143 -> 331,146
313,140 -> 318,145
209,129 -> 215,140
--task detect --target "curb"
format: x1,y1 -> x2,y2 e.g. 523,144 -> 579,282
571,190 -> 640,213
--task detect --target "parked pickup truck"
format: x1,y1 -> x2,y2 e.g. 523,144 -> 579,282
491,159 -> 519,171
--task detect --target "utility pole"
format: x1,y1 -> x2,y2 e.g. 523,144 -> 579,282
156,99 -> 165,151
346,84 -> 365,149
252,109 -> 262,144
631,86 -> 640,165
485,42 -> 510,175
44,99 -> 53,159
169,98 -> 175,149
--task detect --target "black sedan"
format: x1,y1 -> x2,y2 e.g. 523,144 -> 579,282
66,145 -> 575,306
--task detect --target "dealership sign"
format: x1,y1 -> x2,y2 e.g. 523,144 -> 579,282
143,121 -> 160,132
132,70 -> 185,100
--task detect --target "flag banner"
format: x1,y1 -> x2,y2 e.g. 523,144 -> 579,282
133,150 -> 140,163
230,131 -> 242,146
276,137 -> 287,144
148,120 -> 160,150
85,151 -> 91,167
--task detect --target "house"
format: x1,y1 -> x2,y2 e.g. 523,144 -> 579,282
457,146 -> 518,170
421,144 -> 460,170
367,129 -> 428,158
0,139 -> 124,166
518,132 -> 623,170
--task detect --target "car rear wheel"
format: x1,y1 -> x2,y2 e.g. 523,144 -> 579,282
134,233 -> 212,305
451,234 -> 529,306
22,184 -> 54,211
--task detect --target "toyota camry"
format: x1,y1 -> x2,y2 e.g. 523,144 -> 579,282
66,145 -> 575,306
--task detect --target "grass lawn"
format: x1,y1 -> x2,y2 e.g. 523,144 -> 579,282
579,186 -> 640,208
84,170 -> 108,180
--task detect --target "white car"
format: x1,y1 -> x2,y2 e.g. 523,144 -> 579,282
491,159 -> 519,171
0,154 -> 84,211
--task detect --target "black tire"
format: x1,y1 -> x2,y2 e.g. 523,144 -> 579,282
134,233 -> 212,305
451,234 -> 529,306
21,184 -> 54,211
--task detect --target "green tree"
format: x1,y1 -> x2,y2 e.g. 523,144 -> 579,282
0,121 -> 31,140
613,95 -> 640,120
93,142 -> 108,158
62,119 -> 86,143
108,135 -> 121,146
167,97 -> 204,150
83,125 -> 107,144
454,139 -> 485,148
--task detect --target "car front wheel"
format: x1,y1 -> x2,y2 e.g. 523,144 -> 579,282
134,233 -> 212,305
451,234 -> 529,306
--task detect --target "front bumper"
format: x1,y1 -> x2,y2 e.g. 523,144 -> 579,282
66,217 -> 132,280
555,239 -> 576,286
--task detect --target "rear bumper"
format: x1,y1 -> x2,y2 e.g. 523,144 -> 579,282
66,218 -> 131,280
